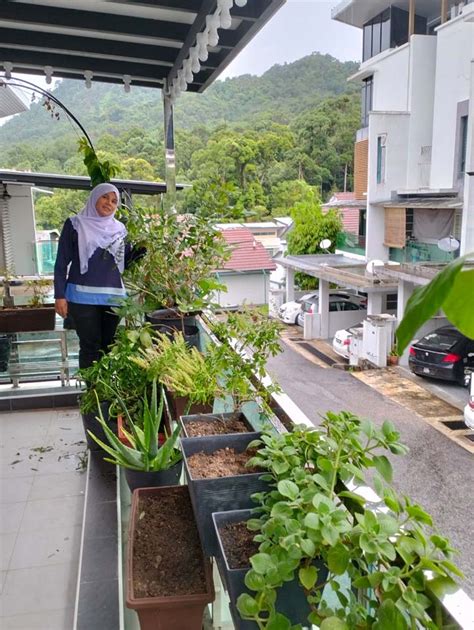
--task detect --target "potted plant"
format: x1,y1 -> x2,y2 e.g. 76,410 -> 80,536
0,276 -> 56,332
180,431 -> 268,557
127,484 -> 214,630
125,208 -> 229,332
388,345 -> 399,366
225,412 -> 463,629
88,379 -> 182,492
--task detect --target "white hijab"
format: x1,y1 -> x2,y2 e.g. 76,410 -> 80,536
70,183 -> 127,274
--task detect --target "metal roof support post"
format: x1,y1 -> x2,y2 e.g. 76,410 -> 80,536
162,86 -> 176,214
441,0 -> 448,24
408,0 -> 415,36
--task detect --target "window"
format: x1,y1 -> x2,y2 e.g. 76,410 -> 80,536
459,115 -> 468,175
361,76 -> 373,128
362,7 -> 427,62
377,135 -> 386,184
340,302 -> 360,311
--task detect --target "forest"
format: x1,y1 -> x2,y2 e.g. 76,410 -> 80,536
0,52 -> 361,231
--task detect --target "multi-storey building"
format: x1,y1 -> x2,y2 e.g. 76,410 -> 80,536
332,0 -> 474,266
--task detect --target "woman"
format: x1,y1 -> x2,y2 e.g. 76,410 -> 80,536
54,182 -> 136,369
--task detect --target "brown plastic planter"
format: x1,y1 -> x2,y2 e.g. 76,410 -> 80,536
127,485 -> 214,630
0,306 -> 56,332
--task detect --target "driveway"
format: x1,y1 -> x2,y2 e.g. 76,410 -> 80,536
266,341 -> 474,599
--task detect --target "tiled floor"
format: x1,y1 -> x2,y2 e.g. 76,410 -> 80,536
0,408 -> 87,630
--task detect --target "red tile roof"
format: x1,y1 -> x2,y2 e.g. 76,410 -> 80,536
219,228 -> 276,272
330,192 -> 356,201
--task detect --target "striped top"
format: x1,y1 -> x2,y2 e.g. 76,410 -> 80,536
54,218 -> 140,306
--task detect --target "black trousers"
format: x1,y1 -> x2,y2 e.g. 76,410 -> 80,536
68,303 -> 120,370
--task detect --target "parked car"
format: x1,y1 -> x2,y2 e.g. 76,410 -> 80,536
464,373 -> 474,430
296,294 -> 366,327
408,325 -> 474,386
278,292 -> 318,324
332,323 -> 363,360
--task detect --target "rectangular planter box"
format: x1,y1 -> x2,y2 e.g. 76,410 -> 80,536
0,306 -> 56,333
127,485 -> 214,630
213,509 -> 328,630
179,411 -> 254,438
181,432 -> 268,557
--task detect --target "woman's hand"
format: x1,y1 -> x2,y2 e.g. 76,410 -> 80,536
55,298 -> 68,318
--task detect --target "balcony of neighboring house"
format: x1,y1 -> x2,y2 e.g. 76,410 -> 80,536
323,193 -> 367,258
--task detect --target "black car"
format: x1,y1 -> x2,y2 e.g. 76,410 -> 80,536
408,326 -> 474,386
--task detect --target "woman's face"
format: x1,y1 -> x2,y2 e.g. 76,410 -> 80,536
95,192 -> 118,217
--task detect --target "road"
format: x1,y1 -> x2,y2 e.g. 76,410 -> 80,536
266,341 -> 474,598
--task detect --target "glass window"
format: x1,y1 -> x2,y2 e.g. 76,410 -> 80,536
459,116 -> 468,175
372,21 -> 381,57
381,16 -> 391,51
329,302 -> 339,312
418,332 -> 458,351
361,76 -> 373,128
363,24 -> 372,61
377,135 -> 386,184
341,302 -> 360,311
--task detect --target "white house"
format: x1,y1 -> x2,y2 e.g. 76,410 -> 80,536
215,227 -> 277,308
332,0 -> 474,322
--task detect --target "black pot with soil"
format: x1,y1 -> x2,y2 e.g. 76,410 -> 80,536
181,432 -> 268,557
180,411 -> 253,438
145,308 -> 197,331
124,460 -> 183,492
127,485 -> 214,630
213,509 -> 328,629
81,400 -> 117,451
0,306 -> 56,333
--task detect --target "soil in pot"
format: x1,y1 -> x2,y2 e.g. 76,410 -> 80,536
186,447 -> 260,479
219,521 -> 259,569
132,487 -> 208,598
183,412 -> 252,438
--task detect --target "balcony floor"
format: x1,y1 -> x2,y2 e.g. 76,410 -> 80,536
0,407 -> 86,629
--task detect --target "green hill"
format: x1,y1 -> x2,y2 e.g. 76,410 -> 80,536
0,53 -> 358,149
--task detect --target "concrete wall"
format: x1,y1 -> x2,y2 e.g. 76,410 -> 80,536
370,44 -> 410,112
461,59 -> 474,254
430,6 -> 474,189
405,35 -> 438,190
305,310 -> 365,339
216,272 -> 269,307
366,112 -> 410,260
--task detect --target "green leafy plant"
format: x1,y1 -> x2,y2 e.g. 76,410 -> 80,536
126,208 -> 229,316
235,412 -> 462,629
78,136 -> 121,187
25,278 -> 53,307
88,379 -> 181,472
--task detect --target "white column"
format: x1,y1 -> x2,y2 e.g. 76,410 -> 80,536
285,268 -> 295,302
397,280 -> 414,322
162,89 -> 176,214
367,292 -> 383,315
318,279 -> 330,339
460,60 -> 474,255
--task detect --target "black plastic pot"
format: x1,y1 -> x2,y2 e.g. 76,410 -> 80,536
180,412 -> 253,438
213,509 -> 328,629
81,400 -> 117,451
181,432 -> 268,557
124,460 -> 183,492
145,308 -> 197,331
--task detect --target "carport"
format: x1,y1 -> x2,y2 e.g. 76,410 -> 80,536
277,254 -> 398,339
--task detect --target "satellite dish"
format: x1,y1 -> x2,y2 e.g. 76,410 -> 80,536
320,238 -> 332,250
437,236 -> 460,253
366,259 -> 385,275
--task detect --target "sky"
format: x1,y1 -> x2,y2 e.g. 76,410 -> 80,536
222,0 -> 362,78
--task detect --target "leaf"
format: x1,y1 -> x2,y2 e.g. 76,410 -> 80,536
373,599 -> 408,630
299,565 -> 318,590
442,269 -> 474,339
373,455 -> 393,483
266,613 -> 293,630
236,593 -> 259,618
244,569 -> 265,591
327,544 -> 350,575
320,617 -> 349,630
277,479 -> 299,500
395,255 -> 467,355
300,538 -> 316,557
250,553 -> 274,575
304,512 -> 319,530
406,504 -> 433,526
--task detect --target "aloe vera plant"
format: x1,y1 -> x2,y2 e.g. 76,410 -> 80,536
88,379 -> 182,472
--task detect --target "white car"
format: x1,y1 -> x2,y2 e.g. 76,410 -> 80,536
278,292 -> 318,324
332,324 -> 363,359
464,373 -> 474,430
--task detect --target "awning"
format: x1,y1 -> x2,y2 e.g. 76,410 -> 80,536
0,0 -> 286,91
0,169 -> 187,195
374,197 -> 463,209
0,83 -> 29,118
322,198 -> 366,209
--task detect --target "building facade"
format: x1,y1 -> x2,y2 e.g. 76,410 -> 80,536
333,0 -> 474,265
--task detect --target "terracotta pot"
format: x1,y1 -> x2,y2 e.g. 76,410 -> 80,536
0,306 -> 56,333
388,355 -> 399,366
167,391 -> 213,423
127,485 -> 214,630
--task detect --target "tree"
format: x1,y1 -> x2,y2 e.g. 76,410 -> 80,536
287,201 -> 342,289
35,189 -> 89,230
